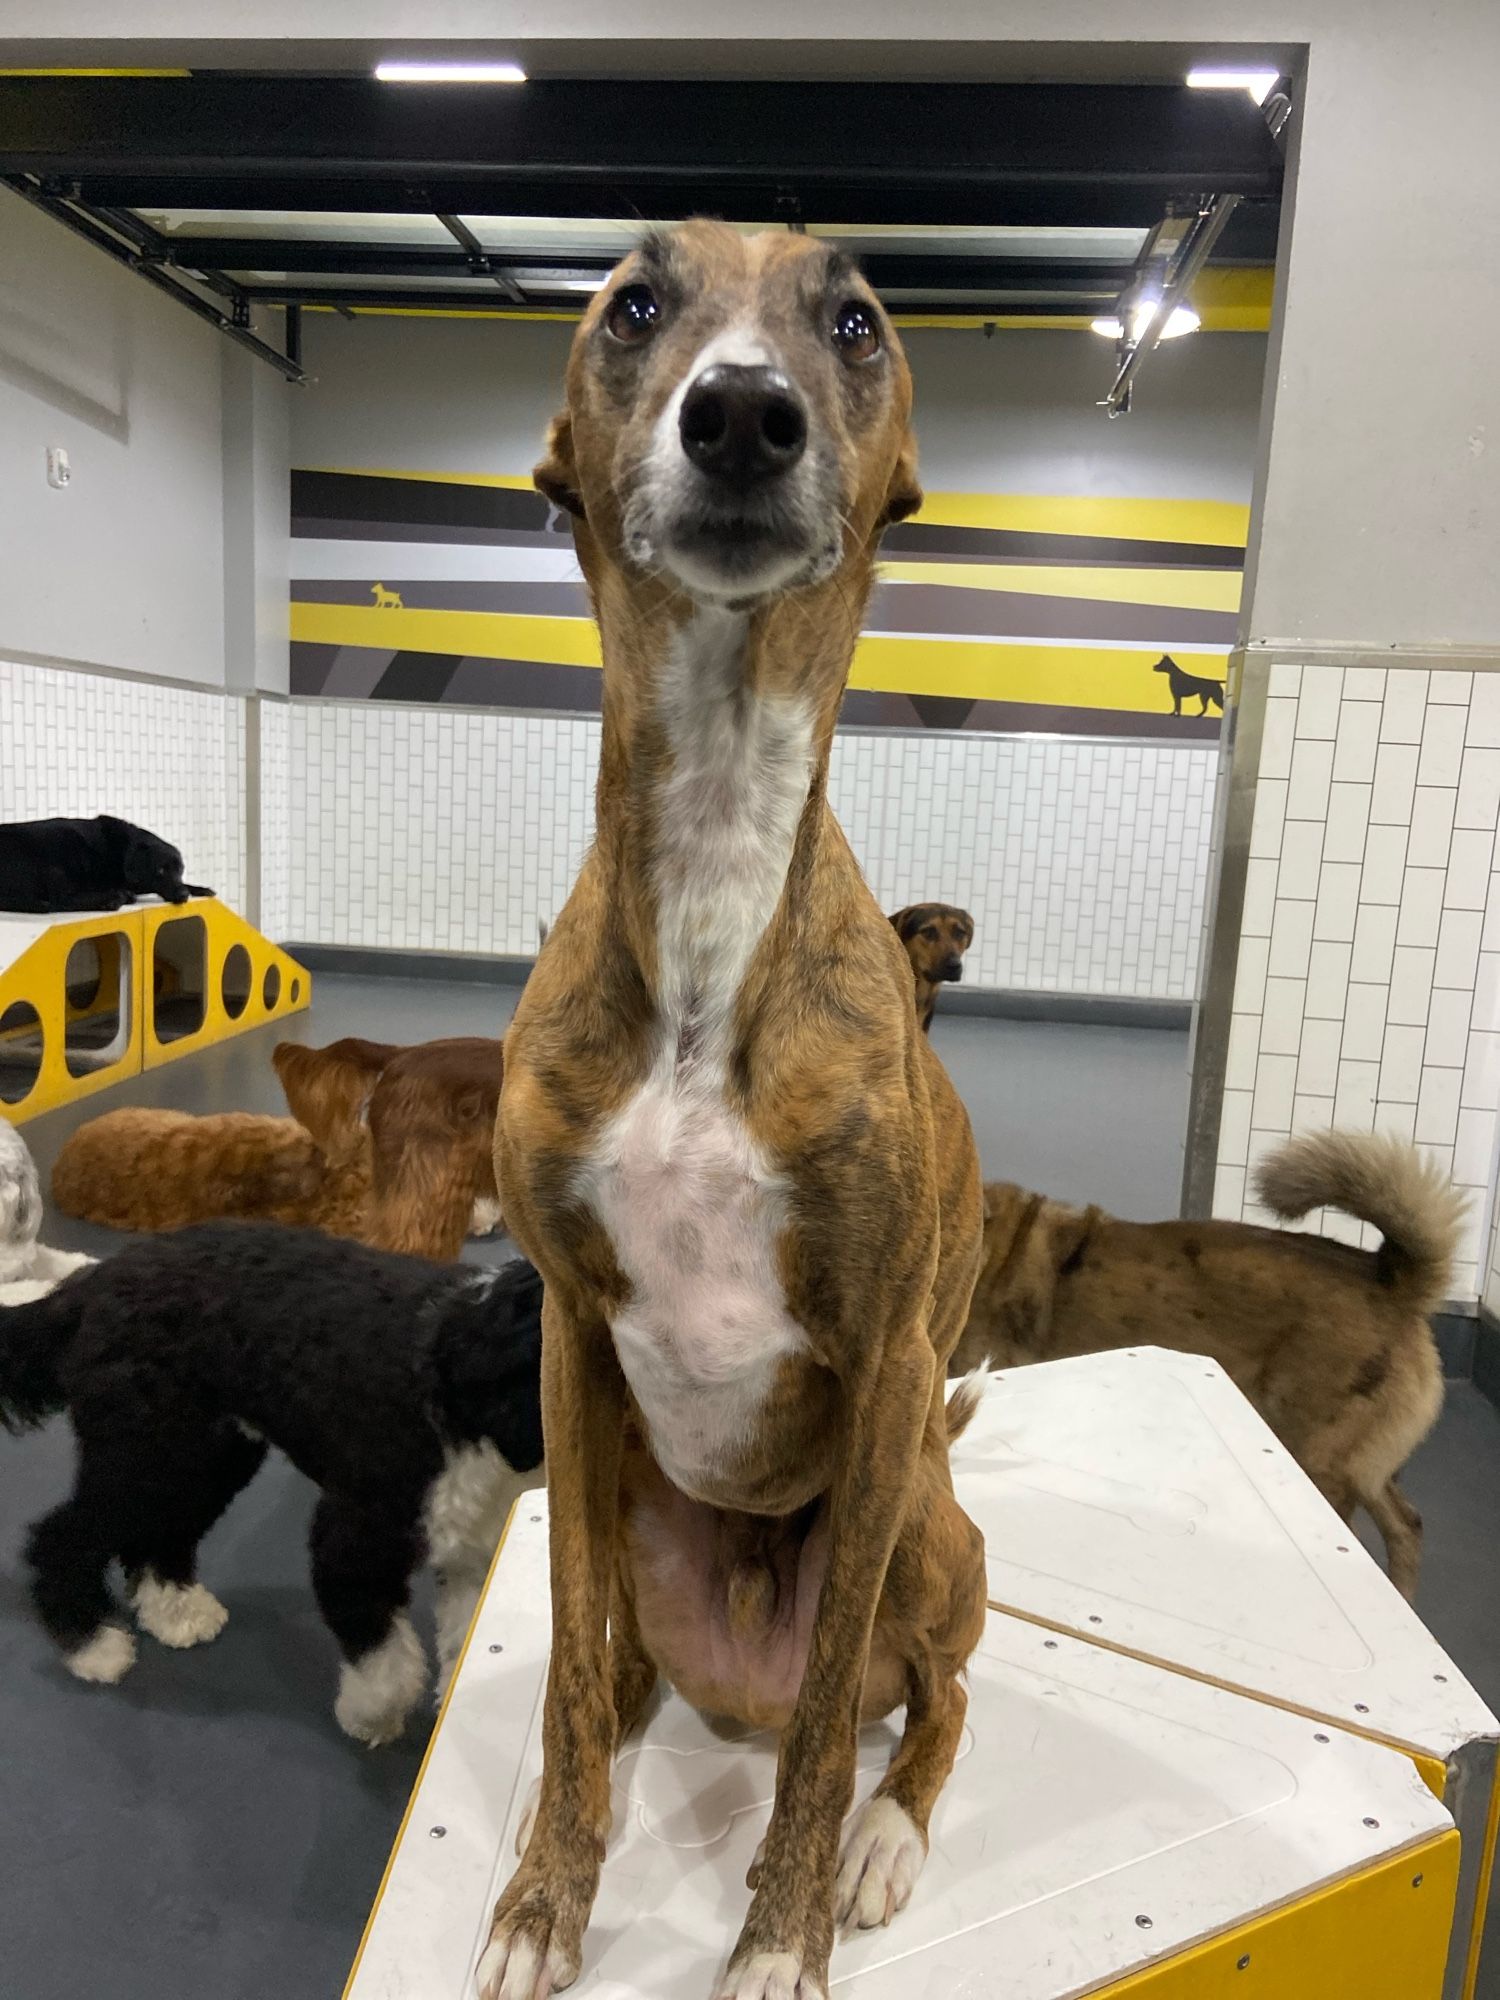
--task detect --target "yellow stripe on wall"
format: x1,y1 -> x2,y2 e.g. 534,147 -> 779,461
879,560 -> 1243,614
296,465 -> 1249,550
852,634 -> 1225,711
299,465 -> 538,491
913,490 -> 1249,546
291,602 -> 1224,715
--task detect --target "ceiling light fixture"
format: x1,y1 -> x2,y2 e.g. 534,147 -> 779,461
375,61 -> 527,84
1091,304 -> 1201,342
1186,66 -> 1280,105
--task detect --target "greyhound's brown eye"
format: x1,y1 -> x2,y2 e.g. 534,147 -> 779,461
922,926 -> 938,941
606,283 -> 661,345
832,301 -> 881,362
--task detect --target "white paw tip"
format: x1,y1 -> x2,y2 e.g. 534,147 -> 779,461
717,1952 -> 827,2000
133,1577 -> 229,1648
835,1796 -> 927,1931
66,1625 -> 137,1685
475,1929 -> 578,2000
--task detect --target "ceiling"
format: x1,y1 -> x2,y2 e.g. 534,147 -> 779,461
0,73 -> 1285,376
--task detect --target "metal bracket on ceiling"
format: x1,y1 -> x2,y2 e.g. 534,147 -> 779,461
4,175 -> 307,384
436,213 -> 527,304
1099,88 -> 1292,417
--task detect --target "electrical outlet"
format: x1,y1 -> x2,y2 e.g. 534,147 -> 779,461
46,446 -> 70,489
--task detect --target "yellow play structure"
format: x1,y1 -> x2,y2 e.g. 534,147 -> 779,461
0,898 -> 310,1122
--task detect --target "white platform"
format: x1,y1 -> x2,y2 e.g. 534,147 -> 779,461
950,1348 -> 1497,1764
346,1500 -> 1453,2000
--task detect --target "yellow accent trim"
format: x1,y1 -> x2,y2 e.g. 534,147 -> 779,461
1417,1754 -> 1450,1802
139,901 -> 309,1070
299,465 -> 535,492
852,635 -> 1224,710
291,601 -> 1224,713
1463,1763 -> 1500,2000
1190,264 -> 1277,333
879,560 -> 1244,614
293,601 -> 601,668
340,1492 -> 529,2000
913,489 -> 1249,546
0,67 -> 192,76
302,303 -> 581,323
1092,1833 -> 1457,1999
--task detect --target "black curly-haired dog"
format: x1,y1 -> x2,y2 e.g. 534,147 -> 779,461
0,1223 -> 544,1745
0,814 -> 213,913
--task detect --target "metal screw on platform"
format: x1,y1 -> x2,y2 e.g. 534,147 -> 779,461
1314,1733 -> 1330,1744
430,1826 -> 447,1839
1135,1915 -> 1153,1930
1237,1956 -> 1251,1971
1413,1874 -> 1424,1889
489,1643 -> 504,1654
1363,1817 -> 1380,1829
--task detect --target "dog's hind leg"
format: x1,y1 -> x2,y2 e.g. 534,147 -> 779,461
310,1491 -> 429,1746
122,1424 -> 267,1648
1364,1480 -> 1424,1602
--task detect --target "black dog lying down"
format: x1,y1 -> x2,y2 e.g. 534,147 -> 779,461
0,1223 -> 544,1745
0,814 -> 213,913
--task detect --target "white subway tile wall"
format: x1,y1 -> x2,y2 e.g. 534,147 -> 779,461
1216,664 -> 1500,1297
280,705 -> 1219,998
0,659 -> 247,909
257,697 -> 292,943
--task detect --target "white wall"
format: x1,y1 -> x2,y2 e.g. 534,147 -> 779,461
0,189 -> 229,684
222,350 -> 292,694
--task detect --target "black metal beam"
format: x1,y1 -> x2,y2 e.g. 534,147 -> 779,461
157,237 -> 1148,294
2,177 -> 307,383
241,285 -> 1113,320
0,76 -> 1283,226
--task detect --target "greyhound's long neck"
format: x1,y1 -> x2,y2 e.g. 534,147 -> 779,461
591,578 -> 863,1038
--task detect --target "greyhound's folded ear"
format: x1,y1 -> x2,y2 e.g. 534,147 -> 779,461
880,435 -> 922,529
534,412 -> 585,519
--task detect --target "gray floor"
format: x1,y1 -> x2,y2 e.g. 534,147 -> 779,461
3,976 -> 1499,1997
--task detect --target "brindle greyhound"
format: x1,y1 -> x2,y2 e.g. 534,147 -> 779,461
479,220 -> 987,2000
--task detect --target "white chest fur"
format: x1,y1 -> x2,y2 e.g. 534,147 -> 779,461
582,609 -> 813,1494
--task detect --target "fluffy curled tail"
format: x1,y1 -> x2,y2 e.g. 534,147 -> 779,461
945,1367 -> 991,1445
1254,1130 -> 1466,1316
0,1274 -> 87,1433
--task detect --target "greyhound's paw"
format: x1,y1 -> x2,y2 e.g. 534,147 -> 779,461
714,1952 -> 828,2000
834,1796 -> 927,1931
132,1576 -> 228,1648
475,1903 -> 581,2000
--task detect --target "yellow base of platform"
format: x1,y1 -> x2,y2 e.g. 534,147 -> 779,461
0,898 -> 310,1122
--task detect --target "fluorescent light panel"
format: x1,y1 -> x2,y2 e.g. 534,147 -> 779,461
375,61 -> 526,84
1186,66 -> 1279,104
1091,305 -> 1201,341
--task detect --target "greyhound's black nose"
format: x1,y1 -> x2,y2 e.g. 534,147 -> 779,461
941,957 -> 965,982
680,365 -> 807,489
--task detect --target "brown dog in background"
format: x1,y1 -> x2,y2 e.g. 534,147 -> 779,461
950,1130 -> 1462,1600
276,1036 -> 504,1254
53,1036 -> 504,1261
889,903 -> 974,1032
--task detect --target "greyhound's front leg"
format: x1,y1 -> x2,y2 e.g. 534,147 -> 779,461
476,1297 -> 626,2000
